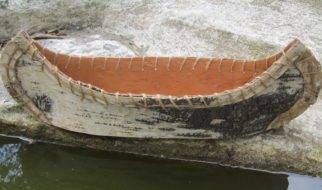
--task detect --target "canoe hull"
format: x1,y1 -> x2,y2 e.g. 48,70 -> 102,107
0,34 -> 321,139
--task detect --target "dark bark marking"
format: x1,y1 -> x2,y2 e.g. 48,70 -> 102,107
32,94 -> 52,112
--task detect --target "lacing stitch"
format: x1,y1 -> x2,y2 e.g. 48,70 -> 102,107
213,93 -> 221,106
115,92 -> 119,104
68,77 -> 74,93
31,48 -> 38,61
40,56 -> 46,71
78,81 -> 85,101
282,50 -> 292,64
54,67 -> 62,87
156,94 -> 165,110
198,95 -> 208,107
238,87 -> 246,100
248,84 -> 257,95
263,71 -> 278,80
128,93 -> 137,106
101,90 -> 109,107
169,96 -> 180,110
184,95 -> 193,107
256,77 -> 268,88
142,93 -> 147,108
224,90 -> 233,104
88,84 -> 97,102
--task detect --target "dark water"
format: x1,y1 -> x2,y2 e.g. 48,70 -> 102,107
0,137 -> 321,190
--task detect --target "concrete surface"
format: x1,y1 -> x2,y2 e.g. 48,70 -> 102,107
0,0 -> 321,176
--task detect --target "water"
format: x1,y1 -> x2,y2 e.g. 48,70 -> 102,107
0,137 -> 321,190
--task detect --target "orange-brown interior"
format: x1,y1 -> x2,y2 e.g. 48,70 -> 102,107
34,41 -> 295,96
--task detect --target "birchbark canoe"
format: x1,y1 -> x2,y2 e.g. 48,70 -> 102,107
0,32 -> 321,139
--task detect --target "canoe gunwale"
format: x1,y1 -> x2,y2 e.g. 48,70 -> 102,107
0,32 -> 321,131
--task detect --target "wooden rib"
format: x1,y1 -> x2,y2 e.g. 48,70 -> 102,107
103,57 -> 108,70
230,60 -> 236,72
242,60 -> 246,73
116,57 -> 121,70
265,57 -> 269,69
64,55 -> 72,69
253,60 -> 257,75
128,57 -> 133,70
218,59 -> 223,72
77,56 -> 81,70
90,57 -> 95,68
205,58 -> 214,71
179,57 -> 187,71
142,56 -> 145,71
53,52 -> 58,65
154,57 -> 158,71
192,57 -> 199,70
167,57 -> 171,71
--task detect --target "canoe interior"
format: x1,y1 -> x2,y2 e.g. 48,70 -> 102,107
34,41 -> 296,96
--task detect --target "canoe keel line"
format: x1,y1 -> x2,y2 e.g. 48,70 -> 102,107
0,32 -> 321,139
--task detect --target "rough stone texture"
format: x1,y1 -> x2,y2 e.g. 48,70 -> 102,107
0,0 -> 322,176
